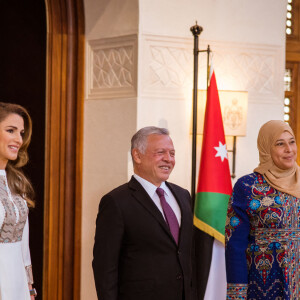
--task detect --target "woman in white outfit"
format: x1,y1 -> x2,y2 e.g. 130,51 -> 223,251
0,102 -> 36,299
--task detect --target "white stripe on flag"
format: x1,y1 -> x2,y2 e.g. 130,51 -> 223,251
204,239 -> 226,300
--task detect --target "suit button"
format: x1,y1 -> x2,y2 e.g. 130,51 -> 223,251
177,250 -> 181,255
176,274 -> 182,280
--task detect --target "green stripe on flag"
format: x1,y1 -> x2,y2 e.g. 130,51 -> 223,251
194,192 -> 230,244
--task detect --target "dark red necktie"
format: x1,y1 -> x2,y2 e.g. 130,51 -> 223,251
156,187 -> 179,244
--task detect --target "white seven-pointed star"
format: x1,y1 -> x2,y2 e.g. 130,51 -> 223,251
214,141 -> 228,162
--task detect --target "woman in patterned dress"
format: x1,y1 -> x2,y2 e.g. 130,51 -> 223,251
0,102 -> 36,299
225,120 -> 300,300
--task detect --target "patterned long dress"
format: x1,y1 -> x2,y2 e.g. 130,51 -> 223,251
225,172 -> 300,300
0,170 -> 33,300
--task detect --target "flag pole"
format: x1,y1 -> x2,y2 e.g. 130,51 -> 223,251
190,22 -> 203,204
206,45 -> 211,89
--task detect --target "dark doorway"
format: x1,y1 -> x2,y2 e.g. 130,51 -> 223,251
0,1 -> 46,299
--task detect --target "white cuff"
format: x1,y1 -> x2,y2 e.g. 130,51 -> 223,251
25,265 -> 34,284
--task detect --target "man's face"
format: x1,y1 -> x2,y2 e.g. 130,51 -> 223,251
133,134 -> 175,187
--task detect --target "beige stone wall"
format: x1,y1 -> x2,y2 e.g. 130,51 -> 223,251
81,99 -> 136,299
82,1 -> 138,299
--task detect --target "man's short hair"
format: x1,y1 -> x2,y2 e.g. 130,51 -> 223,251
131,126 -> 170,155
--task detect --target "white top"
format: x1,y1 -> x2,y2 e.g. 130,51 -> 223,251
0,169 -> 31,266
0,169 -> 32,299
133,174 -> 181,226
0,170 -> 19,229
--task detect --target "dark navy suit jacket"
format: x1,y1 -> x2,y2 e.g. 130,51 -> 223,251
92,176 -> 196,300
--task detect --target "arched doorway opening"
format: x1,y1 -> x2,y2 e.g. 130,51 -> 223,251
0,0 -> 84,299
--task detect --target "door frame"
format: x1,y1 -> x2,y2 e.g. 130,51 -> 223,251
286,0 -> 300,163
44,0 -> 84,299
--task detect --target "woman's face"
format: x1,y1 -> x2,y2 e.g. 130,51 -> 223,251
0,113 -> 24,169
270,131 -> 297,170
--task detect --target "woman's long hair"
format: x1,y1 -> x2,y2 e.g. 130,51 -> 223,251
0,102 -> 34,207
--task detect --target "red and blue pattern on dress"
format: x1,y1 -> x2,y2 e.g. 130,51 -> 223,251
225,172 -> 300,299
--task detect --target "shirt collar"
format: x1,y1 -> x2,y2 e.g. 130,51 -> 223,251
133,174 -> 169,197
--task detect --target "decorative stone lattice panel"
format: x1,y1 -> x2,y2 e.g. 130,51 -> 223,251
141,34 -> 284,103
87,35 -> 137,99
141,35 -> 194,99
209,41 -> 283,103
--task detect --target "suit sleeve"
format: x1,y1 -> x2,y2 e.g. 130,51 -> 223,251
92,194 -> 125,300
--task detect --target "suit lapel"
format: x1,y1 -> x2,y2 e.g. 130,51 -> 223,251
128,177 -> 176,244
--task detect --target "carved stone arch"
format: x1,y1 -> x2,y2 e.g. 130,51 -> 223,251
44,0 -> 84,299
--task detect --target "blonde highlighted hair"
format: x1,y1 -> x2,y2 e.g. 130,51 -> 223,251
0,102 -> 34,207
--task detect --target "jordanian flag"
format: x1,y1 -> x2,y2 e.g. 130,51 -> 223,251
194,67 -> 232,243
194,66 -> 232,300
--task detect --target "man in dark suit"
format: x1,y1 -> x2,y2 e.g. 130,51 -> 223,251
92,126 -> 195,300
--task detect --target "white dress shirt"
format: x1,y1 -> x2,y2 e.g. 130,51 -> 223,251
133,174 -> 181,226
